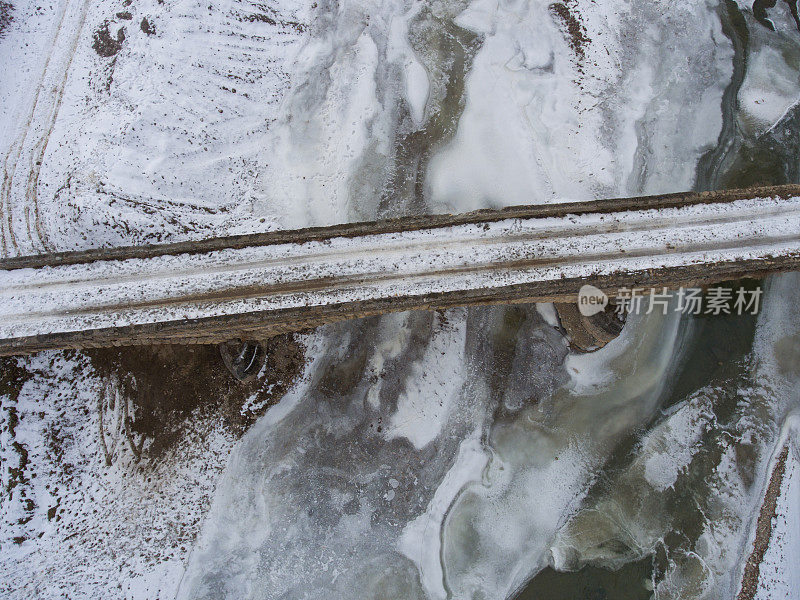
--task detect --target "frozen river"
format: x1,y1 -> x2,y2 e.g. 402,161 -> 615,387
170,0 -> 800,598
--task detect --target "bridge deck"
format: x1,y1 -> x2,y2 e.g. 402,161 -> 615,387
1,185 -> 800,355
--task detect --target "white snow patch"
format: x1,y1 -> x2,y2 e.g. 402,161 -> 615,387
536,303 -> 560,328
739,45 -> 800,135
404,58 -> 430,125
122,559 -> 184,600
386,309 -> 467,448
641,397 -> 709,492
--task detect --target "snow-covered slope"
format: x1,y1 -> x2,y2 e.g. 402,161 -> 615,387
1,0 -> 312,256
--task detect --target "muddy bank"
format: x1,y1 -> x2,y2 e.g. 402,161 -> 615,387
737,444 -> 790,600
85,334 -> 306,454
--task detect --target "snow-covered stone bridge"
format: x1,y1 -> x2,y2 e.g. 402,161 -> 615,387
1,185 -> 799,355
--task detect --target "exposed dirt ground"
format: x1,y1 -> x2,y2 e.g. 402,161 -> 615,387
0,1 -> 12,38
85,334 -> 306,451
548,0 -> 590,62
92,19 -> 125,57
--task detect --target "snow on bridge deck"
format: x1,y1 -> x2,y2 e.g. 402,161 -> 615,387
1,185 -> 800,355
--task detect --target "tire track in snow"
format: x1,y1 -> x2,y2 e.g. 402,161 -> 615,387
0,0 -> 91,256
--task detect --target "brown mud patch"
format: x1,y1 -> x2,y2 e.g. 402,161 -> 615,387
0,356 -> 29,412
0,1 -> 12,38
0,356 -> 36,538
737,444 -> 789,600
86,334 -> 306,457
237,4 -> 307,32
92,20 -> 125,57
0,357 -> 33,496
140,16 -> 155,35
549,0 -> 590,62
